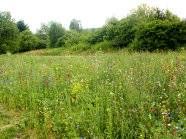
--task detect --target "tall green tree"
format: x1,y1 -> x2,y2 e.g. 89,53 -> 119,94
36,23 -> 49,40
0,11 -> 19,53
19,30 -> 38,52
48,22 -> 66,48
16,20 -> 29,32
69,19 -> 82,33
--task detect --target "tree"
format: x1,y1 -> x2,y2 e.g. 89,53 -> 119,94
36,23 -> 49,40
19,30 -> 38,52
16,20 -> 29,32
69,19 -> 82,33
48,22 -> 66,48
0,11 -> 19,53
105,17 -> 118,26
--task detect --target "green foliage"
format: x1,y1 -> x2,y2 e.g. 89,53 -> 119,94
0,4 -> 185,54
112,15 -> 137,47
87,27 -> 107,44
35,23 -> 49,40
64,30 -> 81,47
69,19 -> 82,33
92,41 -> 113,51
179,20 -> 186,47
70,42 -> 91,51
0,11 -> 19,53
16,20 -> 29,32
48,22 -> 66,48
36,39 -> 47,49
132,20 -> 183,51
19,30 -> 39,52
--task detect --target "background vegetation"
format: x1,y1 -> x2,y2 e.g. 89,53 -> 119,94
0,4 -> 185,54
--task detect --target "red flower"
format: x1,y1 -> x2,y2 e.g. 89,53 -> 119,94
74,96 -> 77,99
53,132 -> 55,134
45,80 -> 48,83
61,94 -> 63,97
37,113 -> 40,116
173,132 -> 176,135
170,76 -> 173,80
151,109 -> 154,112
56,78 -> 59,80
147,125 -> 149,128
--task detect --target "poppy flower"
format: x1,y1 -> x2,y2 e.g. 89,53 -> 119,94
173,132 -> 176,135
74,96 -> 77,99
151,109 -> 154,112
37,113 -> 40,116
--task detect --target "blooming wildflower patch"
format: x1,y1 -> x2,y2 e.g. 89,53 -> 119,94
0,52 -> 185,138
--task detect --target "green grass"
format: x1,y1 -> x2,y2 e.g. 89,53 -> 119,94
0,51 -> 185,138
23,41 -> 120,56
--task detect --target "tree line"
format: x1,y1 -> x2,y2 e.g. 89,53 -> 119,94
0,4 -> 185,54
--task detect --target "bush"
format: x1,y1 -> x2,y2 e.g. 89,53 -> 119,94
132,20 -> 182,51
92,41 -> 113,51
112,16 -> 137,47
70,42 -> 91,51
36,40 -> 47,49
19,30 -> 39,52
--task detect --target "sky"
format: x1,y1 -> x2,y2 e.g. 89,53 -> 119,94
0,0 -> 185,33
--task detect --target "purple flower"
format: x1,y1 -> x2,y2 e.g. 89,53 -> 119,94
181,121 -> 183,125
67,74 -> 70,78
77,125 -> 79,127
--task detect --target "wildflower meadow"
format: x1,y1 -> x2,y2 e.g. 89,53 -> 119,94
0,51 -> 185,138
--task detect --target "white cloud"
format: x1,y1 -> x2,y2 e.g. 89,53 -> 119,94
0,0 -> 185,32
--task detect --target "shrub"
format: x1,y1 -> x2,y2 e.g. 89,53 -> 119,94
19,30 -> 39,52
132,20 -> 182,51
92,41 -> 113,51
36,40 -> 47,49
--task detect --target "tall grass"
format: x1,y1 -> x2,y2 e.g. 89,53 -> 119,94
0,51 -> 185,138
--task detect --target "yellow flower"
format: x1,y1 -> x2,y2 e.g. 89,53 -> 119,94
106,108 -> 110,112
61,108 -> 64,110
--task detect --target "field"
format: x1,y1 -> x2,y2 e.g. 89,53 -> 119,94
0,51 -> 185,138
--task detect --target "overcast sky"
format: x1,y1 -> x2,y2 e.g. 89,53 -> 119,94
0,0 -> 185,33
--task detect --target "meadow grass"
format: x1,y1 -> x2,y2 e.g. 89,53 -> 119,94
0,51 -> 185,138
